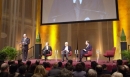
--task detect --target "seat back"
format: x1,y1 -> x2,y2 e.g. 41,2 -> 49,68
68,51 -> 72,56
107,47 -> 116,56
84,49 -> 93,57
62,51 -> 72,56
46,51 -> 52,56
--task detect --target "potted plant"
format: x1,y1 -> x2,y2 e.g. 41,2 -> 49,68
0,50 -> 8,61
121,50 -> 130,64
2,46 -> 18,60
36,33 -> 41,44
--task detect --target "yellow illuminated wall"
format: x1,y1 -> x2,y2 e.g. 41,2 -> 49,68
36,0 -> 130,60
113,0 -> 130,59
36,0 -> 60,59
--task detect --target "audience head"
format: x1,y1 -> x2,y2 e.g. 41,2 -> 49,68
102,64 -> 107,70
29,64 -> 36,73
26,60 -> 31,66
88,69 -> 97,77
67,60 -> 73,65
9,64 -> 18,74
91,61 -> 98,70
1,63 -> 9,72
18,62 -> 24,68
43,62 -> 47,68
58,61 -> 62,68
75,63 -> 83,72
35,60 -> 40,65
112,72 -> 123,77
95,65 -> 103,75
117,59 -> 123,66
8,60 -> 15,65
117,65 -> 126,76
66,64 -> 73,71
124,65 -> 129,72
17,59 -> 22,64
60,68 -> 72,77
53,63 -> 58,68
34,65 -> 46,77
46,62 -> 51,68
19,65 -> 27,74
65,62 -> 71,68
81,62 -> 86,70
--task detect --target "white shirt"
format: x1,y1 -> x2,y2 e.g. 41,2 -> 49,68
23,38 -> 26,42
46,46 -> 48,50
73,0 -> 82,4
65,46 -> 69,52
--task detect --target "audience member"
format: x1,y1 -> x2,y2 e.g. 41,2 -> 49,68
35,60 -> 40,65
102,64 -> 110,74
9,64 -> 19,77
111,59 -> 123,74
87,69 -> 97,77
60,68 -> 73,77
26,60 -> 31,71
67,60 -> 73,65
73,63 -> 86,77
17,65 -> 27,77
124,65 -> 130,77
117,65 -> 126,77
111,71 -> 123,77
45,62 -> 51,71
8,60 -> 15,65
91,61 -> 98,70
0,63 -> 9,77
26,64 -> 36,77
95,64 -> 102,77
32,65 -> 47,77
48,63 -> 60,77
58,61 -> 63,69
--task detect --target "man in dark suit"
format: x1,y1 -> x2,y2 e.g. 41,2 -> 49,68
42,42 -> 52,61
21,34 -> 30,61
47,0 -> 106,23
79,41 -> 92,62
61,42 -> 72,62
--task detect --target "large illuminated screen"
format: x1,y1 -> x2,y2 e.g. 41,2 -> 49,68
42,0 -> 118,24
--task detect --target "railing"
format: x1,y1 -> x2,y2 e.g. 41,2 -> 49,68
28,46 -> 34,60
15,46 -> 34,60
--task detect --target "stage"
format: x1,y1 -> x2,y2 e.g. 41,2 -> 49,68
18,59 -> 125,72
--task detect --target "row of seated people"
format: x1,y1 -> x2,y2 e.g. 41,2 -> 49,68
42,41 -> 116,62
42,41 -> 92,62
0,59 -> 129,77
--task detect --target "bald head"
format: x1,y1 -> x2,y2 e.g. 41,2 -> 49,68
1,63 -> 9,72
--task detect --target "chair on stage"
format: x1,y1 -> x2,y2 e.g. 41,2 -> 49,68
103,47 -> 116,62
83,49 -> 93,61
62,51 -> 72,58
42,51 -> 52,60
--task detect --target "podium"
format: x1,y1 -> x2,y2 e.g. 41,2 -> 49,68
35,44 -> 42,59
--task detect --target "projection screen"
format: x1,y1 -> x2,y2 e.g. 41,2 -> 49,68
41,0 -> 118,25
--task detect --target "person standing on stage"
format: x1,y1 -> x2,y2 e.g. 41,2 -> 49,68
42,42 -> 52,61
61,42 -> 72,62
79,40 -> 92,62
21,34 -> 30,61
